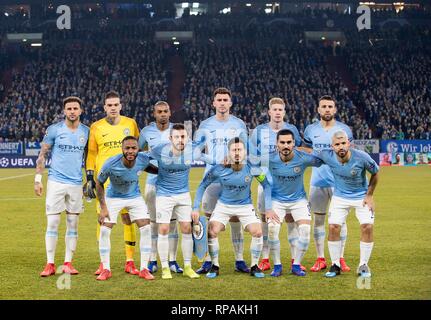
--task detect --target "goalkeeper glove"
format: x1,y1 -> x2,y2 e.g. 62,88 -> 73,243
83,170 -> 97,199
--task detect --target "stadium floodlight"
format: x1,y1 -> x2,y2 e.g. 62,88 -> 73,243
192,3 -> 199,8
220,7 -> 231,14
246,4 -> 252,7
266,3 -> 272,7
173,41 -> 180,45
31,43 -> 42,47
4,12 -> 9,17
22,39 -> 27,42
265,8 -> 272,14
172,37 -> 177,40
182,3 -> 189,8
321,36 -> 326,40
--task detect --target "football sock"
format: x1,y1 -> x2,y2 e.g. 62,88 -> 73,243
250,236 -> 263,267
313,214 -> 326,258
157,234 -> 169,269
359,241 -> 374,266
123,222 -> 136,262
328,240 -> 341,267
287,222 -> 298,260
45,215 -> 60,264
150,221 -> 158,261
99,226 -> 112,270
65,214 -> 79,263
340,222 -> 348,257
139,225 -> 151,271
261,221 -> 270,260
294,224 -> 310,265
168,220 -> 179,262
208,237 -> 220,267
268,223 -> 281,265
182,233 -> 193,268
230,221 -> 244,261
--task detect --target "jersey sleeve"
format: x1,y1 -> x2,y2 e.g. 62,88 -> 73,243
86,123 -> 98,171
344,124 -> 354,141
97,160 -> 111,185
311,149 -> 329,163
137,152 -> 151,169
362,152 -> 379,174
194,122 -> 207,145
238,120 -> 248,144
303,125 -> 313,148
303,151 -> 324,168
192,166 -> 218,211
42,124 -> 57,146
138,128 -> 148,150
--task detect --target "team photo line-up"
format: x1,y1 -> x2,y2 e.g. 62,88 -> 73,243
34,87 -> 378,281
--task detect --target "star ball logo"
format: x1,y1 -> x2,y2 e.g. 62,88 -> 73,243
0,157 -> 9,167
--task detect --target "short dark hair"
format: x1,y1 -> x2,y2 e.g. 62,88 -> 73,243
277,129 -> 294,141
63,96 -> 82,108
122,136 -> 138,144
319,95 -> 335,103
227,137 -> 245,150
105,90 -> 120,102
170,123 -> 185,134
213,87 -> 231,100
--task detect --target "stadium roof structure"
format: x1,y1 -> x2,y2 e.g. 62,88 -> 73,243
0,0 -> 427,5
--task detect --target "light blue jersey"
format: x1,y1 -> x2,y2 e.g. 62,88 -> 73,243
194,115 -> 247,174
313,149 -> 379,200
268,149 -> 323,202
303,121 -> 353,188
193,162 -> 272,211
250,122 -> 302,166
42,121 -> 89,185
138,122 -> 173,185
98,152 -> 151,199
150,142 -> 203,196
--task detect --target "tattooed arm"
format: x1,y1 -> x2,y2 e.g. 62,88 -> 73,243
34,143 -> 51,197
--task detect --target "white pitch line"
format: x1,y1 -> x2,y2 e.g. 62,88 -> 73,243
0,173 -> 34,181
0,197 -> 40,201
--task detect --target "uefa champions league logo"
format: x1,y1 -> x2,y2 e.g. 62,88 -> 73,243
0,158 -> 9,167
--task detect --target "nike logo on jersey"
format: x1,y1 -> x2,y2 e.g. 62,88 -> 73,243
149,137 -> 156,140
102,133 -> 109,137
59,136 -> 66,139
314,135 -> 320,138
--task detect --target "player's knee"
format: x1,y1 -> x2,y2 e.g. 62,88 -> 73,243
158,224 -> 169,235
121,214 -> 132,225
268,224 -> 280,240
360,223 -> 373,234
329,224 -> 341,233
208,224 -> 220,238
180,222 -> 191,234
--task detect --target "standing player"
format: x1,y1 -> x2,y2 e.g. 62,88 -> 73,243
193,87 -> 250,274
150,123 -> 202,280
303,95 -> 353,272
249,97 -> 303,272
264,129 -> 322,277
312,131 -> 379,278
139,101 -> 182,274
192,138 -> 273,278
36,96 -> 89,276
95,136 -> 155,281
84,91 -> 141,276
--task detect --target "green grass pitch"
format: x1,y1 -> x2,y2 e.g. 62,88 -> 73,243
0,166 -> 430,300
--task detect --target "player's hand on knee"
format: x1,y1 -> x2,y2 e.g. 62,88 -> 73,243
83,170 -> 97,199
265,209 -> 280,224
191,211 -> 200,225
34,182 -> 43,197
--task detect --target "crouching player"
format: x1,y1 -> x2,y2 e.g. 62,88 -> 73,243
313,131 -> 379,278
95,136 -> 157,281
192,137 -> 273,279
265,129 -> 322,276
150,123 -> 202,280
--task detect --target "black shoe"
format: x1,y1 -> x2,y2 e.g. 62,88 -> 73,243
250,265 -> 265,278
324,263 -> 341,278
206,265 -> 220,279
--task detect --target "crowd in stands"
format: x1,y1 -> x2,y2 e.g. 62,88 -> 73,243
0,7 -> 430,143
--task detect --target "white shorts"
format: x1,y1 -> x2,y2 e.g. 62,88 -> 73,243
202,183 -> 222,214
144,183 -> 157,221
272,199 -> 312,223
46,179 -> 83,215
328,196 -> 375,226
104,196 -> 149,224
257,184 -> 265,214
155,192 -> 192,224
309,186 -> 334,214
211,202 -> 260,229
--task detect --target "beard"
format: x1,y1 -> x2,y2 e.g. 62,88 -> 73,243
321,114 -> 334,121
123,152 -> 137,161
